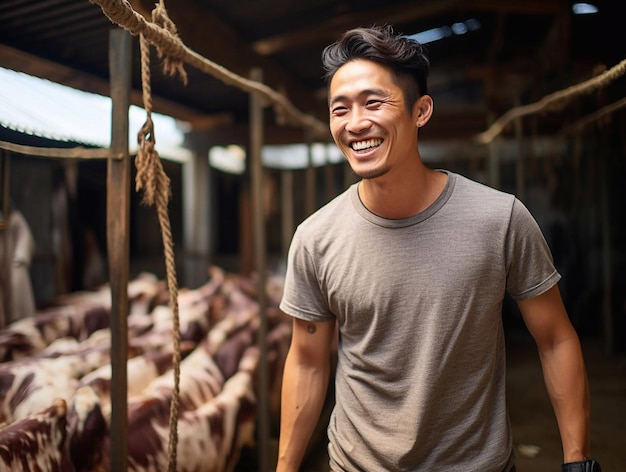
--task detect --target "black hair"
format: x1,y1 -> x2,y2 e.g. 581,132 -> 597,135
322,25 -> 430,110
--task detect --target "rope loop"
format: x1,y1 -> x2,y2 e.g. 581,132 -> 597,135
136,115 -> 171,207
135,29 -> 181,472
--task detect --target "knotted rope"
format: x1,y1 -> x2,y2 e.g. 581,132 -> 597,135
90,0 -> 329,138
150,0 -> 188,85
136,26 -> 182,472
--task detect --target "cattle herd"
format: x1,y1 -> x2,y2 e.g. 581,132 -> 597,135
0,266 -> 292,471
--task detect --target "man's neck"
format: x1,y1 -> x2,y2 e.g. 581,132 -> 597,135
358,166 -> 447,219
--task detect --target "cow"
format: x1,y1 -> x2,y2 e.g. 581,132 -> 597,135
0,399 -> 72,472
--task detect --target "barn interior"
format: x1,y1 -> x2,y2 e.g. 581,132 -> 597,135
0,0 -> 625,470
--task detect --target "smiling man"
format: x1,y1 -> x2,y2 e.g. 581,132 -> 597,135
276,25 -> 599,472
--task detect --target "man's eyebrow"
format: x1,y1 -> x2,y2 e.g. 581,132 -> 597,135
329,88 -> 387,106
329,94 -> 347,107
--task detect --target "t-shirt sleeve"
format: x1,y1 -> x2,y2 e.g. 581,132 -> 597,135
505,198 -> 561,300
279,227 -> 335,322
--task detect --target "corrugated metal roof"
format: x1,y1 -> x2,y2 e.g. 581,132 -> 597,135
0,67 -> 191,162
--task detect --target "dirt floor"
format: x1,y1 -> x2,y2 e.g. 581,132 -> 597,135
265,335 -> 625,472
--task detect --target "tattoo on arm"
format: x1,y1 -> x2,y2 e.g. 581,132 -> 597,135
306,323 -> 317,334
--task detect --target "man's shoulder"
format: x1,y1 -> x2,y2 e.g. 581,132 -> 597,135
448,171 -> 516,207
297,185 -> 355,233
451,171 -> 511,196
439,171 -> 519,228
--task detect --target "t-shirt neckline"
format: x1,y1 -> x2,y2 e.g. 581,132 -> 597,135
350,170 -> 456,228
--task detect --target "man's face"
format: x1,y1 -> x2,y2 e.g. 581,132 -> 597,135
328,59 -> 421,180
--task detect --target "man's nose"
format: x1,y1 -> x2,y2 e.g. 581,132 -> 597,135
346,108 -> 371,133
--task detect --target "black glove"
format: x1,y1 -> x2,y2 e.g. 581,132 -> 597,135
561,457 -> 601,472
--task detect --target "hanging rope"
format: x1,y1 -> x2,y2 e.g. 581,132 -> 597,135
136,31 -> 182,472
90,0 -> 329,138
475,58 -> 626,144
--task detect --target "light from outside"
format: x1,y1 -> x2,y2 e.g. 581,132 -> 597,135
406,18 -> 481,45
572,3 -> 598,14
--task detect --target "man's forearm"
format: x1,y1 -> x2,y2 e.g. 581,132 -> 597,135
538,335 -> 590,462
276,353 -> 330,472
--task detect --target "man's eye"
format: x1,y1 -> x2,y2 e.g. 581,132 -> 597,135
332,106 -> 348,115
366,100 -> 382,107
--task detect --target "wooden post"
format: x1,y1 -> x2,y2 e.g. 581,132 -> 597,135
324,163 -> 335,204
600,151 -> 614,355
239,179 -> 253,275
0,151 -> 8,229
343,160 -> 356,190
183,147 -> 212,287
514,97 -> 526,202
250,68 -> 270,472
107,29 -> 131,472
0,151 -> 10,327
305,131 -> 316,216
485,110 -> 500,189
280,169 -> 294,264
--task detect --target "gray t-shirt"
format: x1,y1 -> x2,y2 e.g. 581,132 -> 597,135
280,171 -> 560,471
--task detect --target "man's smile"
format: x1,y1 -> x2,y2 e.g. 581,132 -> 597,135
350,138 -> 383,151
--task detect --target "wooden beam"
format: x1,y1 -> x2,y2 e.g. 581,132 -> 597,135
466,0 -> 567,15
252,0 -> 459,56
252,0 -> 566,56
0,44 -> 230,128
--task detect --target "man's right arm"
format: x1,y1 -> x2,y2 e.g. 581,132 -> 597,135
276,317 -> 336,472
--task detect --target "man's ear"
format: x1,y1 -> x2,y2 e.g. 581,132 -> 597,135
414,95 -> 434,128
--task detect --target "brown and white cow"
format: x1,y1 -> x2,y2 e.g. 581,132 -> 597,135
0,399 -> 71,472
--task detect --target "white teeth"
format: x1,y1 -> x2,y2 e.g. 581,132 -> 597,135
352,138 -> 382,151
